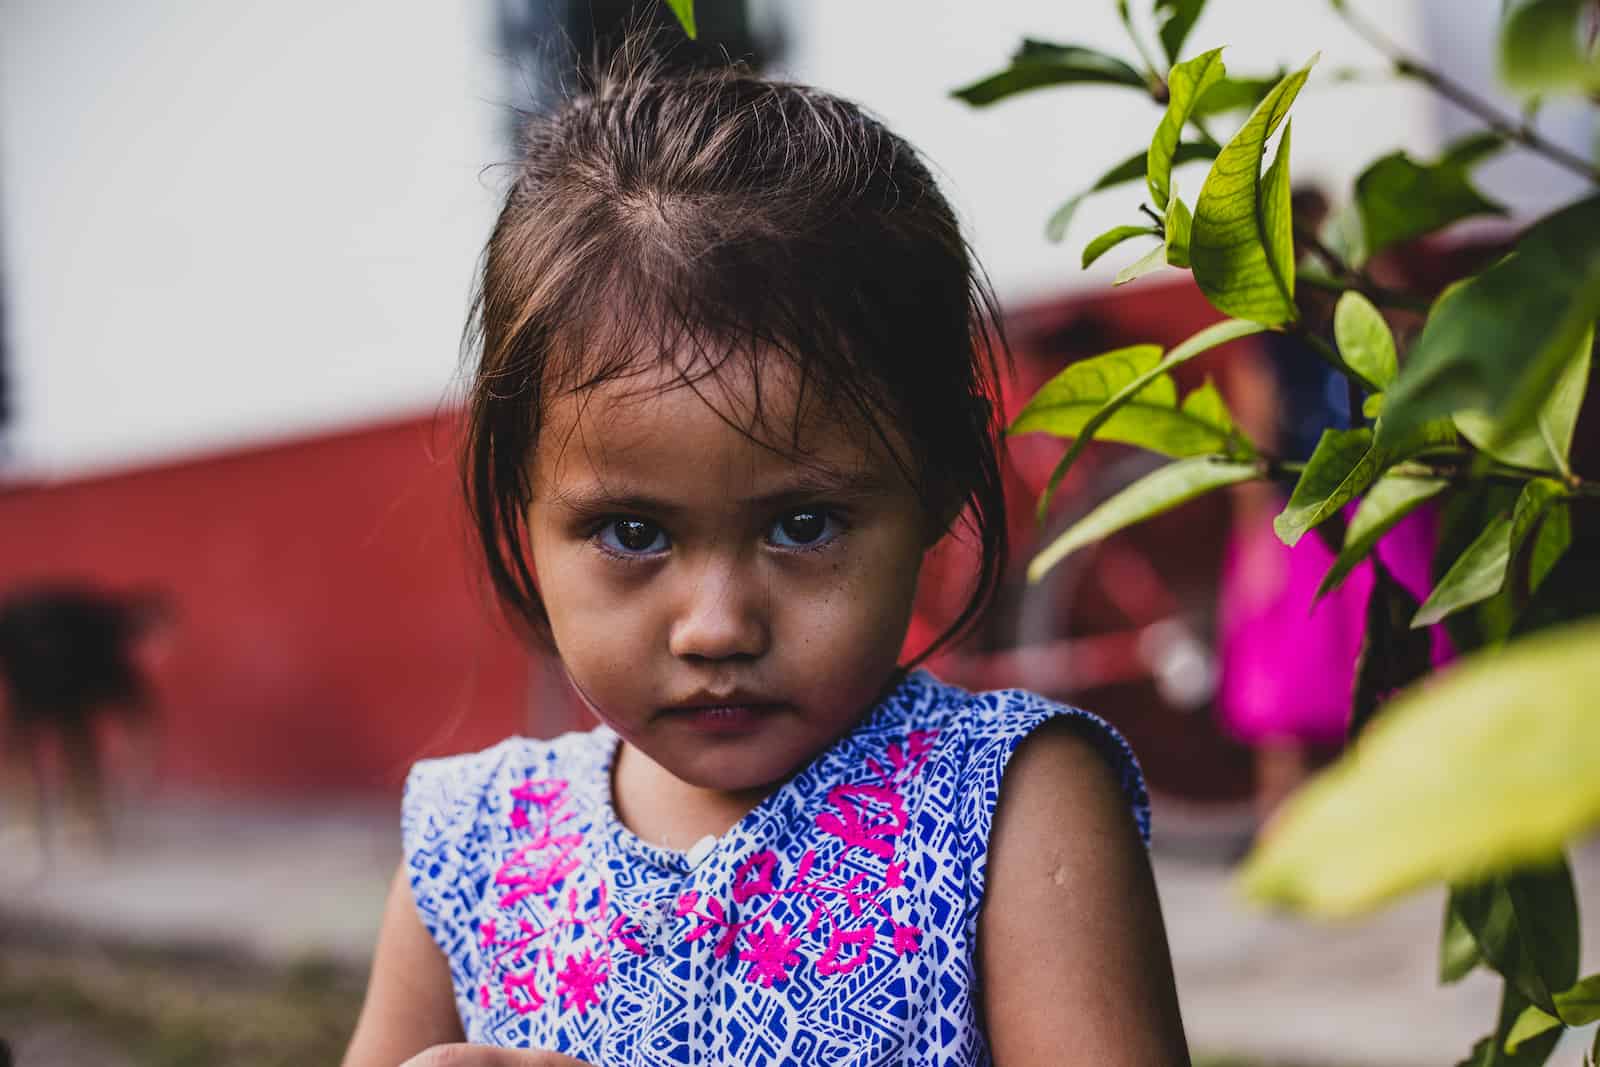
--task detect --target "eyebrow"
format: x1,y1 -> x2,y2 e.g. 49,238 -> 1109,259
549,467 -> 893,517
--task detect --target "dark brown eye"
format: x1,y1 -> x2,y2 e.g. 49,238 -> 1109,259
603,519 -> 666,554
772,511 -> 832,547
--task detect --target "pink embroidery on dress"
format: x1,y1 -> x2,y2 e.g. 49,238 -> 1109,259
675,729 -> 939,988
481,778 -> 646,1017
740,922 -> 804,988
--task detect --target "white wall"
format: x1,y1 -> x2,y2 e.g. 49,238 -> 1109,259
780,1 -> 1438,305
7,1 -> 1577,480
0,1 -> 503,478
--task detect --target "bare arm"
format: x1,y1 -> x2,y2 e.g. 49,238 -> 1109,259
976,719 -> 1190,1066
343,864 -> 467,1067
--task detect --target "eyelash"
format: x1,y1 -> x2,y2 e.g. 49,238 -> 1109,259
587,509 -> 847,561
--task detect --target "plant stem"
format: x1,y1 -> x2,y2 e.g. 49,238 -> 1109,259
1115,0 -> 1168,90
1333,1 -> 1600,185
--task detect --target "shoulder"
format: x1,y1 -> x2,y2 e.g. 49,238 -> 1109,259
914,676 -> 1148,846
401,729 -> 610,862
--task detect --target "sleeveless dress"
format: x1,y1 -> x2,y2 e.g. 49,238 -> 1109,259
402,670 -> 1148,1066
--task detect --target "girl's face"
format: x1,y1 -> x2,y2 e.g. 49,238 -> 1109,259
527,353 -> 929,800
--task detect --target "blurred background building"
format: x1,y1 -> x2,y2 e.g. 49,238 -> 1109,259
0,0 -> 1591,802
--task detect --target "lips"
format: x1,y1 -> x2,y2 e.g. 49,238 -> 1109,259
661,702 -> 781,734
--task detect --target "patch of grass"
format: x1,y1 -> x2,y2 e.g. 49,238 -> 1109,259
0,941 -> 364,1067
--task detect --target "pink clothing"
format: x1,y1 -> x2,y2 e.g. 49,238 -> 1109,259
1218,505 -> 1451,746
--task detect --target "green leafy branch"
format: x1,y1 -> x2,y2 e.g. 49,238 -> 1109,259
956,2 -> 1600,1062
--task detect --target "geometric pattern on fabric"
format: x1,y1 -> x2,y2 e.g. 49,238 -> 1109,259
402,671 -> 1149,1065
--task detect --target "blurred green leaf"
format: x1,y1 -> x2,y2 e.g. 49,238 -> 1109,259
1115,242 -> 1171,285
1192,60 -> 1314,325
1377,194 -> 1600,449
1150,49 -> 1226,209
1500,0 -> 1600,95
1027,457 -> 1258,581
1505,1006 -> 1562,1055
1415,510 -> 1516,628
1155,0 -> 1208,65
1240,615 -> 1600,917
1455,324 -> 1592,476
1192,74 -> 1280,116
1529,501 -> 1571,595
1319,473 -> 1449,599
1273,427 -> 1376,546
1035,318 -> 1270,518
1555,974 -> 1600,1025
1335,291 -> 1398,390
1413,479 -> 1565,628
1355,133 -> 1507,260
1010,345 -> 1251,459
1166,194 -> 1194,266
1457,861 -> 1580,1015
1046,142 -> 1219,243
1083,225 -> 1158,268
664,0 -> 697,38
1443,892 -> 1487,983
954,40 -> 1146,106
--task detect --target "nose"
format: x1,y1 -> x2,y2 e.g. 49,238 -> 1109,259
667,558 -> 769,663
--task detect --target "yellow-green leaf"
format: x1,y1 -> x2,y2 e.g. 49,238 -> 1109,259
1273,427 -> 1376,546
1034,318 -> 1271,518
1500,0 -> 1600,95
664,0 -> 697,39
1082,225 -> 1157,269
1239,615 -> 1600,917
1028,457 -> 1258,581
1150,49 -> 1226,209
1191,59 -> 1315,325
1115,242 -> 1170,286
1010,347 -> 1250,459
1504,1005 -> 1562,1054
1334,291 -> 1398,390
1166,194 -> 1193,267
1317,473 -> 1448,599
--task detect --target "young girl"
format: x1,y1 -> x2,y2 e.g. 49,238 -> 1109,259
344,54 -> 1189,1067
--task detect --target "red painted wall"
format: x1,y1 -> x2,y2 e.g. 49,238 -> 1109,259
1,279 -> 1257,799
0,413 -> 586,794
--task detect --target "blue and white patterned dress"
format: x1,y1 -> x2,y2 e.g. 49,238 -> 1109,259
402,670 -> 1148,1065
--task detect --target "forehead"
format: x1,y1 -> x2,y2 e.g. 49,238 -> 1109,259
534,352 -> 902,492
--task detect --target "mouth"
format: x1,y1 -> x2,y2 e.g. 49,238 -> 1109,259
660,702 -> 782,734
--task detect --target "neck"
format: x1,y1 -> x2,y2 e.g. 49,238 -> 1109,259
610,742 -> 775,851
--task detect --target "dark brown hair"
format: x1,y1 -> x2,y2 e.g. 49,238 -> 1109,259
464,50 -> 1009,664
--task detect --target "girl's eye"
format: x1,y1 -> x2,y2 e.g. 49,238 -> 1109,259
768,510 -> 839,549
598,518 -> 668,556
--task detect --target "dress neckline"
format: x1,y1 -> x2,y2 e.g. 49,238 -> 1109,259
591,668 -> 930,874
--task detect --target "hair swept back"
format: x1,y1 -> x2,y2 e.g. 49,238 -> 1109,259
463,43 -> 1010,665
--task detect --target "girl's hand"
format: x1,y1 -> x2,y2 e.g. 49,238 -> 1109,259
400,1045 -> 595,1067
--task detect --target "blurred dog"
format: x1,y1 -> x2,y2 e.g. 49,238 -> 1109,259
0,583 -> 171,861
